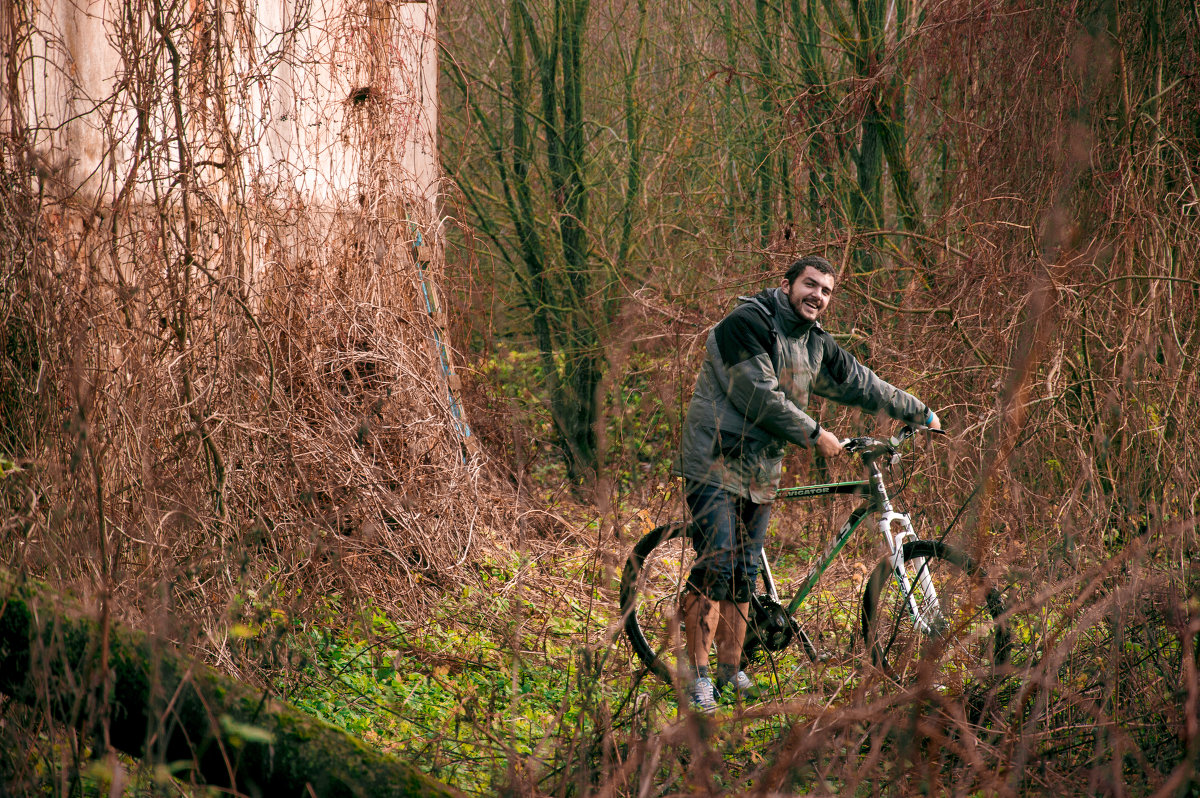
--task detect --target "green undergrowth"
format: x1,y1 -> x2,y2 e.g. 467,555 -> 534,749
272,550 -> 627,793
476,345 -> 677,490
259,528 -> 1190,795
265,542 -> 900,794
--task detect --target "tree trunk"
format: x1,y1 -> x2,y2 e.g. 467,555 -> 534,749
849,0 -> 886,271
0,574 -> 461,798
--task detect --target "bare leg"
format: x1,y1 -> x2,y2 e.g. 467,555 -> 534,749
715,600 -> 750,675
680,591 -> 719,676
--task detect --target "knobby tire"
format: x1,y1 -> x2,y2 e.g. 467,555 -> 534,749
861,540 -> 1010,684
619,522 -> 690,684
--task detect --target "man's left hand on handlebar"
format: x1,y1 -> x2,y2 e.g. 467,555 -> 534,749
926,410 -> 942,431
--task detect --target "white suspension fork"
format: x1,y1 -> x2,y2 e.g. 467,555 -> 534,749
880,511 -> 943,634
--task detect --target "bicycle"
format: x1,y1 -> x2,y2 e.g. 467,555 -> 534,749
619,425 -> 1010,690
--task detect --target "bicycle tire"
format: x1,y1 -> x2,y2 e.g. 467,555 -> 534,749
861,540 -> 1010,685
619,522 -> 692,684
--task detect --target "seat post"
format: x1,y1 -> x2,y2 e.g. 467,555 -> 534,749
758,545 -> 780,602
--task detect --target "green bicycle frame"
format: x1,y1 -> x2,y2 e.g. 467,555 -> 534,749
760,480 -> 876,617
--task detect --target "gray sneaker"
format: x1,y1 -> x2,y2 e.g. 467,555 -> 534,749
687,676 -> 718,712
716,669 -> 757,699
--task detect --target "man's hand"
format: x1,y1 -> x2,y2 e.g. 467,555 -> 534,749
927,410 -> 942,431
814,428 -> 843,459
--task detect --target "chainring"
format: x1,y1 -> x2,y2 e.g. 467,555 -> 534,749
742,593 -> 799,663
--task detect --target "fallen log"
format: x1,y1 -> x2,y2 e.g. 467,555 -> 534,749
0,575 -> 461,797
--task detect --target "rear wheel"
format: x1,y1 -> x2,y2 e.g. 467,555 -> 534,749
619,522 -> 694,684
861,540 -> 1009,686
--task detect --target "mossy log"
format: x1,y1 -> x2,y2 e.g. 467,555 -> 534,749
0,575 -> 461,797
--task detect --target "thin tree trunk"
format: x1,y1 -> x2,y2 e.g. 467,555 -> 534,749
849,0 -> 885,270
753,0 -> 777,245
793,0 -> 836,227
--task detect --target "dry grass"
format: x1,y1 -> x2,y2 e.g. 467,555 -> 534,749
0,0 -> 524,787
1,0 -> 1198,794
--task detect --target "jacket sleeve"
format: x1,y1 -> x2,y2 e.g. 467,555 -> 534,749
812,334 -> 928,424
713,311 -> 822,447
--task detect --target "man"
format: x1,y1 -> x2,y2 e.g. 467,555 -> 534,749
675,255 -> 941,710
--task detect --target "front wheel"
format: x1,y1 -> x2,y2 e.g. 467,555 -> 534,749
861,540 -> 1010,685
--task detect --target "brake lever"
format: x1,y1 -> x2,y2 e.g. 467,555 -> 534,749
889,426 -> 913,448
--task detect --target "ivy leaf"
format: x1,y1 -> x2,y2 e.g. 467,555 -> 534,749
219,714 -> 275,745
0,455 -> 21,478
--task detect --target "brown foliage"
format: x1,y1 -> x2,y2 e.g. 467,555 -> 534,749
443,0 -> 1200,793
0,0 -> 516,787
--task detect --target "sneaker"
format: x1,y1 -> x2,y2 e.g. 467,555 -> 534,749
716,670 -> 757,699
687,676 -> 718,712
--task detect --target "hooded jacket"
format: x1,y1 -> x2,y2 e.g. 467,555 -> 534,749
676,287 -> 929,503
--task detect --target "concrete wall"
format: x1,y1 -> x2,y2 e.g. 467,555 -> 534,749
5,0 -> 438,221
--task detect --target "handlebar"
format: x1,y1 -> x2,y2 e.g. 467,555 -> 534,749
839,424 -> 946,460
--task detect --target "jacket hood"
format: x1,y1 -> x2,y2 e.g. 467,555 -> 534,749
741,287 -> 815,337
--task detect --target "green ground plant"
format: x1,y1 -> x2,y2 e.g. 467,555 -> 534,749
474,345 -> 678,491
4,0 -> 1200,793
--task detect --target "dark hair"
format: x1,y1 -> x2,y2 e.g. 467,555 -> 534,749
785,255 -> 836,285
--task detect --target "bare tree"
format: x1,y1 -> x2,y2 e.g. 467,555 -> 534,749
443,0 -> 649,484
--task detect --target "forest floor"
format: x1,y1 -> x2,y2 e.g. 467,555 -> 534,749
267,496 -> 1043,796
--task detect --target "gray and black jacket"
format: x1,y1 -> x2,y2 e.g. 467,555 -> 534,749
676,287 -> 930,503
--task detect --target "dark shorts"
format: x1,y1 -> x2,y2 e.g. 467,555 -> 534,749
684,480 -> 772,603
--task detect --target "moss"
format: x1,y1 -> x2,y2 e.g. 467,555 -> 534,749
0,573 -> 460,797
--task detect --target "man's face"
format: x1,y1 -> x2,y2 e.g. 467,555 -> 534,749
783,266 -> 836,322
